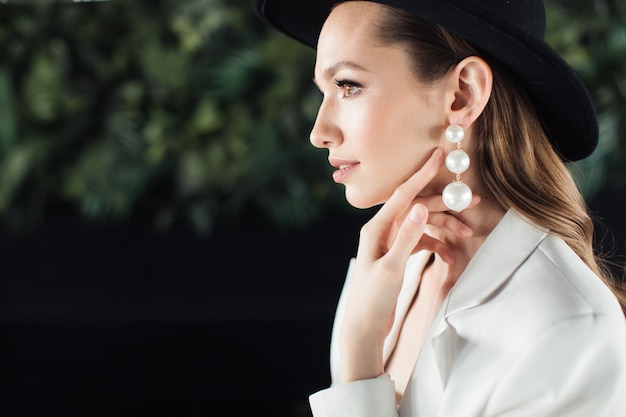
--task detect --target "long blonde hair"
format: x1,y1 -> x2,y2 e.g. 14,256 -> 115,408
376,5 -> 626,312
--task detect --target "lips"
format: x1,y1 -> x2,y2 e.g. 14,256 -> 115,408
328,157 -> 360,183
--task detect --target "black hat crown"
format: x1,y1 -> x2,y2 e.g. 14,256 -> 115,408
463,0 -> 546,38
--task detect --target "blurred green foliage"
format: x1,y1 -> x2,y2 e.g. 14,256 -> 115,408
546,0 -> 626,198
0,0 -> 340,235
0,0 -> 624,235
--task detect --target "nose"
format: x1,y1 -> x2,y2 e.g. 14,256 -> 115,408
309,99 -> 341,149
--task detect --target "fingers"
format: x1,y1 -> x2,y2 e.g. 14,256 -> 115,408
417,194 -> 481,237
358,148 -> 444,257
358,147 -> 480,265
413,234 -> 456,264
428,212 -> 474,237
410,194 -> 482,263
386,204 -> 428,263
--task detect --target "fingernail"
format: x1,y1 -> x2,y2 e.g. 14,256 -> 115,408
409,204 -> 426,223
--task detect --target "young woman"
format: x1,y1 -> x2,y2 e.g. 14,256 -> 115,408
255,1 -> 626,415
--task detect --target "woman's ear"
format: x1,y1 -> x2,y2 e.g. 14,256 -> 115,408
445,56 -> 493,127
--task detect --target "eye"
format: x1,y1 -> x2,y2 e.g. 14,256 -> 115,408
335,79 -> 362,98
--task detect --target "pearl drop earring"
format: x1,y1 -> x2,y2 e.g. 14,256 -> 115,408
442,124 -> 473,212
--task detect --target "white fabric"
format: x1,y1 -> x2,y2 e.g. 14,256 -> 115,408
309,209 -> 626,417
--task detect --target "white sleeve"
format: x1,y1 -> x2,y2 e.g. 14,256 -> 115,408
483,314 -> 626,417
309,374 -> 399,417
328,258 -> 356,386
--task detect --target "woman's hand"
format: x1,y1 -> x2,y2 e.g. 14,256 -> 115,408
339,148 -> 478,383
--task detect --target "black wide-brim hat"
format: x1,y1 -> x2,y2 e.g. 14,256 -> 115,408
254,0 -> 599,162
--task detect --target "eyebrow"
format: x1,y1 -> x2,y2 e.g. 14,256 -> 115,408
313,60 -> 369,85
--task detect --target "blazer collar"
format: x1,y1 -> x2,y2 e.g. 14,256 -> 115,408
443,208 -> 548,318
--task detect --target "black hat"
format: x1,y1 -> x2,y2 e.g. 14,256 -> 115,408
254,0 -> 599,162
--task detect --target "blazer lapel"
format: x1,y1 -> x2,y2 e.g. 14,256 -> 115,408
401,210 -> 548,414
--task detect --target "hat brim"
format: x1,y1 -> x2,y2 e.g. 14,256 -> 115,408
254,0 -> 598,162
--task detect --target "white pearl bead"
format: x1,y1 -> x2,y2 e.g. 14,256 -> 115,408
446,149 -> 470,174
442,181 -> 472,212
445,124 -> 464,144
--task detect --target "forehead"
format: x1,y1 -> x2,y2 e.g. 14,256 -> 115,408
317,2 -> 384,53
314,2 -> 400,76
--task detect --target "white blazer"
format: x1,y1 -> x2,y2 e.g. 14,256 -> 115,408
309,209 -> 626,416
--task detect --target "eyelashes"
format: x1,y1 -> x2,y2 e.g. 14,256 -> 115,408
314,79 -> 363,99
335,79 -> 362,98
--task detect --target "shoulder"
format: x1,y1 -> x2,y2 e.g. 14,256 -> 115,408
445,233 -> 626,414
450,209 -> 624,336
450,224 -> 626,354
522,233 -> 623,320
474,231 -> 626,358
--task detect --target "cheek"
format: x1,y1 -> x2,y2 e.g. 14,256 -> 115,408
369,122 -> 439,193
341,100 -> 376,131
345,92 -> 436,172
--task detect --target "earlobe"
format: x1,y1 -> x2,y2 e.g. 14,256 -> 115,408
448,56 -> 493,126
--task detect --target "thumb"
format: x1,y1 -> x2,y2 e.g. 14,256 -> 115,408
387,204 -> 428,262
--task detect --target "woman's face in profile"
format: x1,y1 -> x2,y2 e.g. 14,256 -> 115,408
310,1 -> 449,209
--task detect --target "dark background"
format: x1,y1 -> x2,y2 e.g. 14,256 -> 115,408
1,205 -> 372,417
1,0 -> 625,416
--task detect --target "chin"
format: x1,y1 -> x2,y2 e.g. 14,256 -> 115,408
344,188 -> 385,210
